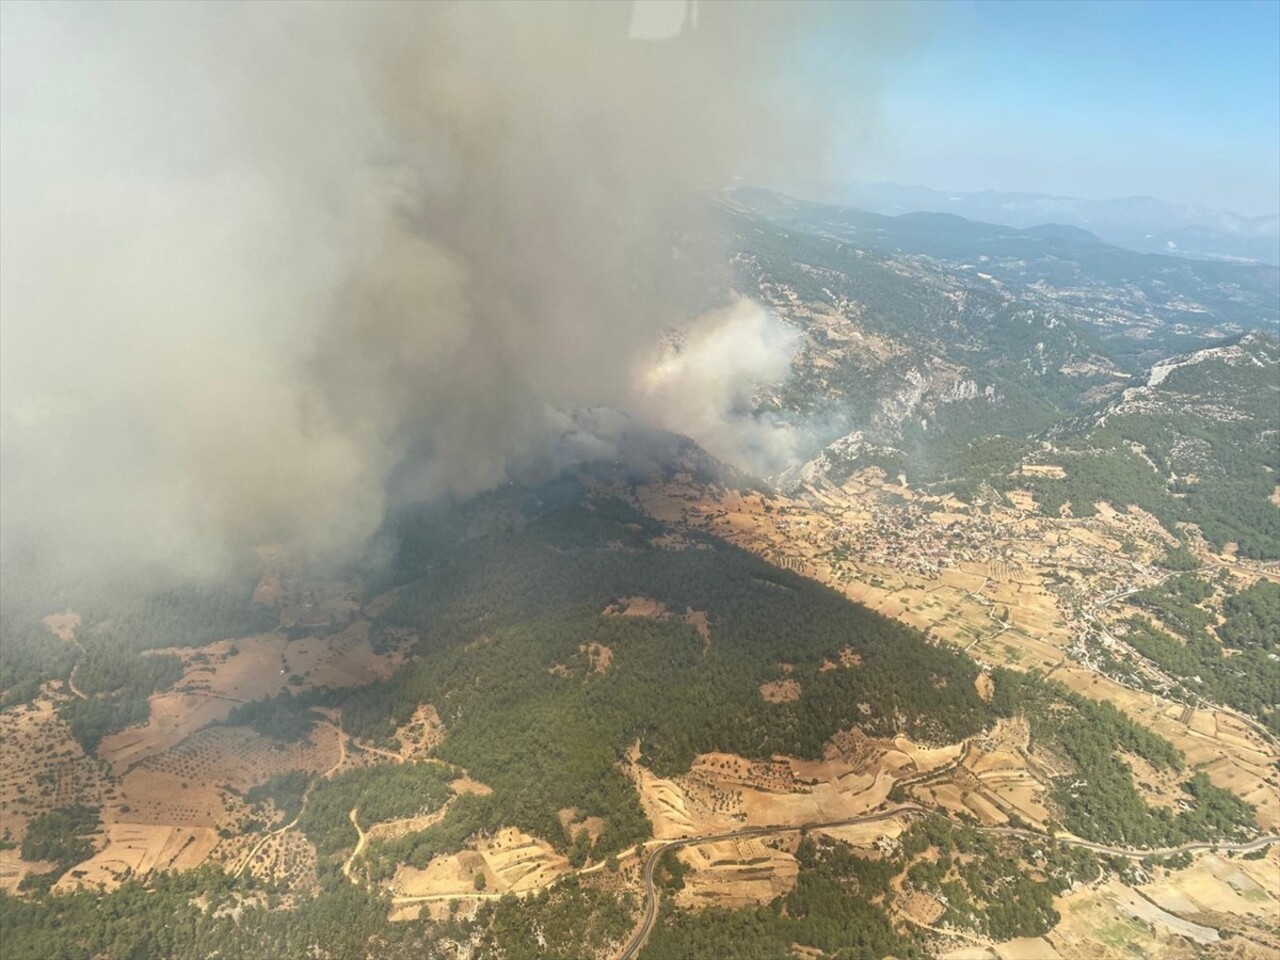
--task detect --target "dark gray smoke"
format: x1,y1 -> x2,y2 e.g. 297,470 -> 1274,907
0,1 -> 894,580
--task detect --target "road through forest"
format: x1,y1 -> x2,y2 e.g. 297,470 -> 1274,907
616,806 -> 1280,960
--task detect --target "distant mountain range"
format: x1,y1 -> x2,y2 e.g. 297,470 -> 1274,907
816,182 -> 1280,266
707,187 -> 1280,557
730,187 -> 1279,343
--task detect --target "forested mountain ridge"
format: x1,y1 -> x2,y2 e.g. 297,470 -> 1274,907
715,197 -> 1132,474
705,193 -> 1280,558
730,187 -> 1280,337
2,464 -> 1265,960
1024,331 -> 1280,558
2,189 -> 1277,958
828,181 -> 1280,266
328,476 -> 995,860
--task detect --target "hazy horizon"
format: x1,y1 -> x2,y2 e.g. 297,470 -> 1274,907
837,179 -> 1280,219
823,0 -> 1280,217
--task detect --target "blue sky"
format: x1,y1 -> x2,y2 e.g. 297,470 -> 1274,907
824,0 -> 1280,215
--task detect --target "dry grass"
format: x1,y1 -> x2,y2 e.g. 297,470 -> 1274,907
676,835 -> 799,910
759,679 -> 801,703
580,642 -> 613,675
392,827 -> 569,899
55,824 -> 220,892
41,611 -> 81,643
1019,464 -> 1068,479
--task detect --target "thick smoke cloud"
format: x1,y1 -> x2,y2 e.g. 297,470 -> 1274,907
0,1 -> 880,580
635,300 -> 802,476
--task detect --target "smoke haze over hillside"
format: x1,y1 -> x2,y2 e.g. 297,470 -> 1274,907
0,2 -> 894,581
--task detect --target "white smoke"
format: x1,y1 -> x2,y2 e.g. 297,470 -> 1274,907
634,300 -> 802,474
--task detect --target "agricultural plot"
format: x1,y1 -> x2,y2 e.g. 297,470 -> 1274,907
391,827 -> 570,900
1048,878 -> 1219,958
0,849 -> 55,896
97,624 -> 406,775
675,835 -> 800,909
238,830 -> 318,893
137,725 -> 341,793
634,469 -> 1280,833
0,693 -> 115,842
54,824 -> 219,892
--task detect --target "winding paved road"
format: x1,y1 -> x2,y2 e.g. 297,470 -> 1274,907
615,805 -> 1280,960
618,807 -> 922,960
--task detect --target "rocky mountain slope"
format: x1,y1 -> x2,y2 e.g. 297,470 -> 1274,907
696,193 -> 1279,558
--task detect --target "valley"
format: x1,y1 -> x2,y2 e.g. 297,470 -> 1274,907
3,457 -> 1278,959
3,189 -> 1278,960
636,466 -> 1280,828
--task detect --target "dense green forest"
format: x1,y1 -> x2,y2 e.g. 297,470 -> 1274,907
1120,575 -> 1280,734
643,814 -> 1100,959
1219,580 -> 1280,651
1121,615 -> 1280,736
991,669 -> 1254,845
0,868 -> 464,960
476,877 -> 636,960
59,646 -> 185,752
17,806 -> 102,894
244,771 -> 310,825
322,484 -> 994,861
0,608 -> 76,710
224,689 -> 324,743
0,843 -> 635,960
360,792 -> 498,881
1025,335 -> 1280,558
0,568 -> 277,749
298,761 -> 455,858
830,327 -> 1280,561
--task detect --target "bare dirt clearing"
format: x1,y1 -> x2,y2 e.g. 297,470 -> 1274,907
386,704 -> 446,760
56,823 -> 220,892
758,678 -> 801,702
628,735 -> 958,844
603,596 -> 712,644
41,611 -> 81,643
97,624 -> 406,775
558,807 -> 607,845
1141,848 -> 1280,920
1048,878 -> 1222,958
581,641 -> 613,675
392,827 -> 570,899
675,835 -> 799,909
0,849 -> 56,896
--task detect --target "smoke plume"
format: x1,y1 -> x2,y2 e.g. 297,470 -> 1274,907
0,1 -> 880,580
635,300 -> 802,475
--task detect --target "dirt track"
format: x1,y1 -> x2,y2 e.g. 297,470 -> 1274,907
234,714 -> 345,879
